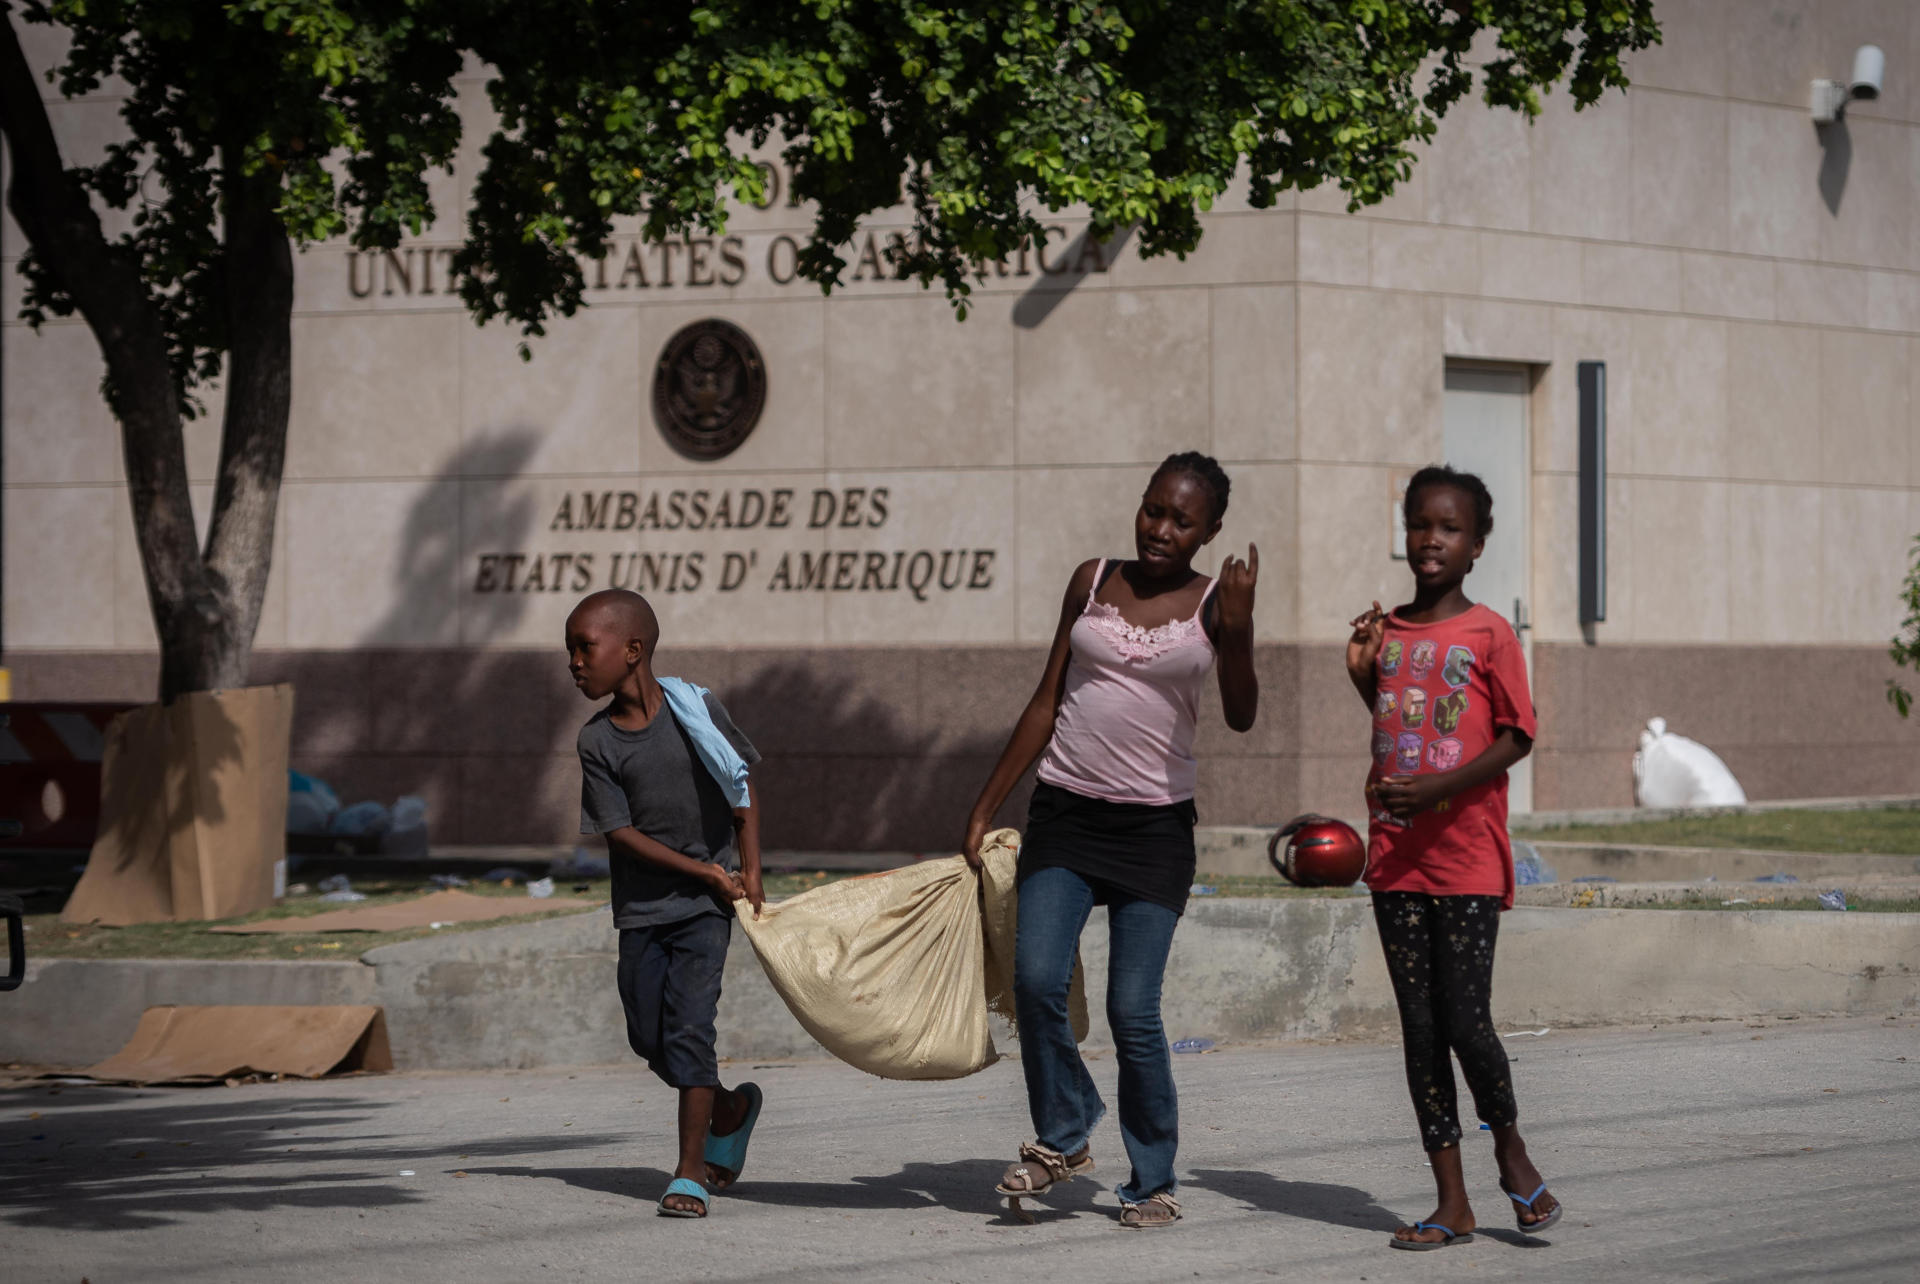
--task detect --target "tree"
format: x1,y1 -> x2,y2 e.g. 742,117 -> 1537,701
2,0 -> 1659,702
1890,534 -> 1920,717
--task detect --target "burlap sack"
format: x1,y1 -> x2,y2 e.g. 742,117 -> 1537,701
737,828 -> 1087,1080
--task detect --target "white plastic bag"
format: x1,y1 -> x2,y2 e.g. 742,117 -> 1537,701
1632,717 -> 1747,807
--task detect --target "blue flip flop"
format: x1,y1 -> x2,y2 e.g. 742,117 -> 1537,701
1388,1221 -> 1474,1251
1503,1179 -> 1563,1234
657,1176 -> 709,1218
704,1082 -> 763,1190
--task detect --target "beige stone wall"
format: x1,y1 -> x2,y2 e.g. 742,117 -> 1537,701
7,5 -> 1920,663
6,7 -> 1920,841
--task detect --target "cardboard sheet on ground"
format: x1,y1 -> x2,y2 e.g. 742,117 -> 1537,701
209,888 -> 598,934
82,1005 -> 393,1085
63,685 -> 295,926
737,828 -> 1087,1081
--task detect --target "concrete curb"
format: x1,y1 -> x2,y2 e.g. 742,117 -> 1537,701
4,901 -> 1916,1070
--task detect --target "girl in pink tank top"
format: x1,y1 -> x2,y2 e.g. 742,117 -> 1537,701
962,452 -> 1259,1228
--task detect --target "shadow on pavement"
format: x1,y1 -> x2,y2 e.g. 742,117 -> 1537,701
0,1088 -> 619,1231
1187,1168 -> 1402,1232
468,1157 -> 1108,1222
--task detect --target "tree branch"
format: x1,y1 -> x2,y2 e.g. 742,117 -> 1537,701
200,148 -> 292,678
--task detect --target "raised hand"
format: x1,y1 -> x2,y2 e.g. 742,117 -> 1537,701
1346,600 -> 1386,684
1216,543 -> 1258,636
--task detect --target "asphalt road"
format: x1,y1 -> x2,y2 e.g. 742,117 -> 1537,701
3,1015 -> 1916,1282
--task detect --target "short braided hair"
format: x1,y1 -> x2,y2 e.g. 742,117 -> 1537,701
1403,464 -> 1494,539
1151,451 -> 1231,523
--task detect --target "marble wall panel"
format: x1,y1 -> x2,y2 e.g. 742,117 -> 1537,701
1105,214 -> 1294,290
821,470 -> 1017,645
1421,100 -> 1532,232
1296,215 -> 1369,287
1529,472 -> 1581,644
1294,463 -> 1404,643
461,307 -> 643,479
1296,288 -> 1441,466
1774,261 -> 1871,328
1368,222 -> 1479,295
1014,289 -> 1210,467
1820,117 -> 1915,270
1442,299 -> 1554,365
283,479 -> 462,646
1630,314 -> 1728,479
1529,89 -> 1633,242
286,313 -> 463,480
1630,90 -> 1729,251
1628,478 -> 1730,643
1913,337 -> 1920,488
1725,1 -> 1823,112
1819,328 -> 1910,486
1822,485 -> 1914,640
1478,232 -> 1583,306
1680,253 -> 1776,321
4,486 -> 115,648
1581,244 -> 1682,313
1728,102 -> 1826,261
1,323 -> 120,485
1727,482 -> 1824,643
634,298 -> 827,474
1538,308 -> 1635,476
1725,322 -> 1823,483
824,294 -> 1015,470
1013,468 -> 1141,644
1867,270 -> 1920,332
1624,0 -> 1727,97
1209,287 -> 1297,464
1202,462 -> 1297,643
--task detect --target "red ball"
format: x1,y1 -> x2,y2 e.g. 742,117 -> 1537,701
1269,815 -> 1367,887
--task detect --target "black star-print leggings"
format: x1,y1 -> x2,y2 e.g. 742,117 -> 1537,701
1371,891 -> 1518,1151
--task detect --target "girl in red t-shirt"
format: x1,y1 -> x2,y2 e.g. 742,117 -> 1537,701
1345,465 -> 1561,1251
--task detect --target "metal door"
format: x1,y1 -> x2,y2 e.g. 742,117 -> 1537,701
1442,365 -> 1533,813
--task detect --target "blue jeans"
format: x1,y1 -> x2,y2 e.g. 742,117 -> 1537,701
1013,865 -> 1182,1202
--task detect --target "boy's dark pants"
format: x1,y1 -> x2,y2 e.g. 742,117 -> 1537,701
617,915 -> 730,1089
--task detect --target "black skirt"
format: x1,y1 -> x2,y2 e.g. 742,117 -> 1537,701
1016,781 -> 1199,915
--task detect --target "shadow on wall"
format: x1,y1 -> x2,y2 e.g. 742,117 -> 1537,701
257,430 -> 553,846
726,659 -> 1017,854
1817,118 -> 1851,215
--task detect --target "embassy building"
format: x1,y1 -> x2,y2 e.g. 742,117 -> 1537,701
5,6 -> 1919,851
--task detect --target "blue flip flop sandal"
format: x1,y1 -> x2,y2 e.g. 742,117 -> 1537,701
1503,1179 -> 1563,1234
657,1176 -> 709,1218
1388,1221 -> 1474,1251
704,1082 -> 763,1190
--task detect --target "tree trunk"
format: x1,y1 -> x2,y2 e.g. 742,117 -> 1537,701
1,19 -> 290,703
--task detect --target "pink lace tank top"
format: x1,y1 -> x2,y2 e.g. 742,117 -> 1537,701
1035,560 -> 1218,806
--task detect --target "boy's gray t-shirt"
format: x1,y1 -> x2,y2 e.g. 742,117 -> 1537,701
577,691 -> 761,929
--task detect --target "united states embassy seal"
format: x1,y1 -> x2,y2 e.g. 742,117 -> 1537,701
651,319 -> 767,460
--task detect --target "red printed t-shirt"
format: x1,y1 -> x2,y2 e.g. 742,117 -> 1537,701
1363,602 -> 1537,909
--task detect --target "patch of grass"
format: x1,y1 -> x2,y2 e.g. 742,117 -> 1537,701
1632,895 -> 1920,913
1191,875 -> 1364,899
1518,807 -> 1920,856
25,870 -> 854,961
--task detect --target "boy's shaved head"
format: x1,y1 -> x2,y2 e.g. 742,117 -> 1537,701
573,588 -> 659,656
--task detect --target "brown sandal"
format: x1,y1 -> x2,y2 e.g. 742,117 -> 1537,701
1118,1191 -> 1182,1229
995,1140 -> 1093,1196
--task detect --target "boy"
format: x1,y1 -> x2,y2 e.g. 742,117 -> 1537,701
566,588 -> 766,1219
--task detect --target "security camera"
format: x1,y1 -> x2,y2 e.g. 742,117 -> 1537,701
1850,44 -> 1885,100
1811,46 -> 1887,122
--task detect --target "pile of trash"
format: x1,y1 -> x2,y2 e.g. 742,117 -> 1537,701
286,771 -> 429,855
